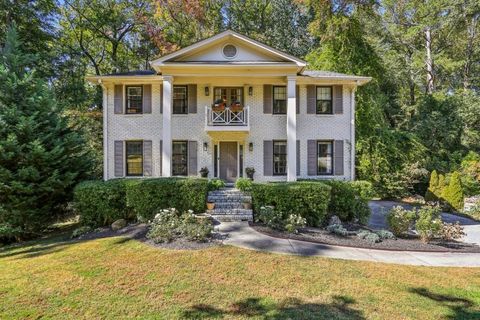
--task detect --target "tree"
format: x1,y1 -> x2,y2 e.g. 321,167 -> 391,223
0,26 -> 91,240
443,171 -> 464,211
425,170 -> 439,201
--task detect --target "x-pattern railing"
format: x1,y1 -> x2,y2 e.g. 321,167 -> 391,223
206,106 -> 249,126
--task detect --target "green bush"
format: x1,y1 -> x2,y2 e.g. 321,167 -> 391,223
207,178 -> 225,191
74,179 -> 132,227
376,229 -> 395,240
442,171 -> 464,212
251,182 -> 331,227
425,170 -> 439,202
235,178 -> 253,192
146,208 -> 213,243
350,180 -> 375,201
323,180 -> 371,224
255,206 -> 306,233
357,230 -> 381,244
126,178 -> 208,220
326,224 -> 348,236
416,206 -> 443,242
386,206 -> 416,237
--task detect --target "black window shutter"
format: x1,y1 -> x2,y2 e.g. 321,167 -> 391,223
188,141 -> 198,176
188,84 -> 197,113
296,85 -> 300,114
263,140 -> 273,176
263,85 -> 272,114
114,140 -> 124,177
296,140 -> 300,175
307,85 -> 316,114
333,85 -> 343,114
307,140 -> 317,175
334,140 -> 344,175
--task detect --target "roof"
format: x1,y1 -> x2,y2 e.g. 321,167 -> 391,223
299,70 -> 372,85
150,30 -> 307,69
104,70 -> 157,76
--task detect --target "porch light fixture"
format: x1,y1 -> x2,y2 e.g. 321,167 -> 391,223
248,86 -> 253,96
203,142 -> 208,151
204,86 -> 210,96
249,142 -> 253,152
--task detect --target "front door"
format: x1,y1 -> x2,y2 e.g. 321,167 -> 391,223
219,142 -> 238,182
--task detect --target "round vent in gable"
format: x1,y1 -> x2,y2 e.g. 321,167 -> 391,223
222,44 -> 237,59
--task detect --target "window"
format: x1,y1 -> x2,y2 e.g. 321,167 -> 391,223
273,86 -> 287,114
173,86 -> 188,114
213,87 -> 243,105
316,86 -> 332,114
273,140 -> 287,175
317,141 -> 333,175
172,141 -> 188,176
126,86 -> 143,114
126,141 -> 143,176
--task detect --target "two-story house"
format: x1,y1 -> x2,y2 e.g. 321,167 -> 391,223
87,30 -> 371,183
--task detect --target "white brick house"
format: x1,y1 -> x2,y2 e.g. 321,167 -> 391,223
87,30 -> 371,183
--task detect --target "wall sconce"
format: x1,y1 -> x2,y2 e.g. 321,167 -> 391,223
248,86 -> 253,96
248,142 -> 253,152
204,86 -> 210,96
203,142 -> 208,151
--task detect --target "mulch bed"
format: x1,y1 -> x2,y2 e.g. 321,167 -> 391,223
250,223 -> 480,253
77,223 -> 223,250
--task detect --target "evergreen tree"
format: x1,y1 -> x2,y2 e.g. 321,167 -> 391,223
425,170 -> 439,201
0,26 -> 90,240
438,174 -> 447,200
443,171 -> 464,212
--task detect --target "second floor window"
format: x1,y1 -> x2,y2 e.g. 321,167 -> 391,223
173,86 -> 188,114
172,141 -> 188,176
273,140 -> 287,175
273,86 -> 287,114
316,86 -> 332,114
126,141 -> 143,176
126,86 -> 143,114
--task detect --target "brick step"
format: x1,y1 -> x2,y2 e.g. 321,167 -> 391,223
210,214 -> 253,222
206,208 -> 253,215
207,195 -> 251,202
210,202 -> 245,209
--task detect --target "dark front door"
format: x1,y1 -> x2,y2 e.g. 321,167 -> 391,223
219,142 -> 238,182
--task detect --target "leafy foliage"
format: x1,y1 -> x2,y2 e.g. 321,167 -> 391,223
386,206 -> 416,237
416,206 -> 443,243
443,172 -> 464,212
235,178 -> 253,192
207,178 -> 225,191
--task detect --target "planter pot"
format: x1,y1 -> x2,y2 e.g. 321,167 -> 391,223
207,202 -> 215,210
242,202 -> 252,210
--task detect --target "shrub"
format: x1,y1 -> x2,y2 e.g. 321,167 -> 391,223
350,180 -> 375,201
0,223 -> 22,243
386,206 -> 416,237
376,229 -> 395,240
147,208 -> 213,243
323,180 -> 371,224
255,206 -> 286,231
416,206 -> 443,242
74,179 -> 132,227
126,178 -> 208,221
443,171 -> 464,212
284,214 -> 307,233
208,178 -> 225,192
251,182 -> 331,227
425,170 -> 439,202
326,224 -> 348,237
440,222 -> 465,241
357,230 -> 381,244
235,178 -> 253,192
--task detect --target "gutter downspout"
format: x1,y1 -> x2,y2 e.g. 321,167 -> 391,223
350,83 -> 357,181
99,79 -> 108,181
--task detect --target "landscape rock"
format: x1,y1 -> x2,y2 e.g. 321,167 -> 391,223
111,219 -> 127,231
328,215 -> 342,226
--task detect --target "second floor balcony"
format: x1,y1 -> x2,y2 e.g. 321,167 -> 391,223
205,105 -> 250,132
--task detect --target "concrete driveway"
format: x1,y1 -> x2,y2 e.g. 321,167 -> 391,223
368,201 -> 480,246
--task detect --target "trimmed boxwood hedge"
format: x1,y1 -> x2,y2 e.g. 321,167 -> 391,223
126,178 -> 208,220
74,178 -> 208,227
73,179 -> 133,227
251,182 -> 332,227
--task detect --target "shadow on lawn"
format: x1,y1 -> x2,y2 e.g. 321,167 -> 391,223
182,296 -> 364,320
409,287 -> 480,320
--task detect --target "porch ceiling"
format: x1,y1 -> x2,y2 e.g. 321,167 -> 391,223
207,131 -> 249,142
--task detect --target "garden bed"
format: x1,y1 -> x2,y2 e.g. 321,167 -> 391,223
250,223 -> 480,253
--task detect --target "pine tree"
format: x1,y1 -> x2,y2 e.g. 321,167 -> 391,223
425,170 -> 439,201
443,171 -> 464,212
0,26 -> 90,240
438,174 -> 447,200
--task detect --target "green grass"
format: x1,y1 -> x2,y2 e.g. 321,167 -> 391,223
1,234 -> 480,319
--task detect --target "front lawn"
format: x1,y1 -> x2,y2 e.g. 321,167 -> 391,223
1,235 -> 479,319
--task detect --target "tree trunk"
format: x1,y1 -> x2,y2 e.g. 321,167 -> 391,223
425,27 -> 435,94
405,50 -> 416,105
463,14 -> 478,91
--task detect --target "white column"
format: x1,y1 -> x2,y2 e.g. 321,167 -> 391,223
350,85 -> 356,181
287,75 -> 297,181
101,81 -> 108,181
162,76 -> 173,177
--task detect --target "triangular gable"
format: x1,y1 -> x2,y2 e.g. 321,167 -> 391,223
150,30 -> 306,67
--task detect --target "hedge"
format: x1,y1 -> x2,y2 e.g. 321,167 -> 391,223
323,180 -> 371,224
73,178 -> 208,227
73,179 -> 133,227
126,178 -> 208,220
251,182 -> 331,226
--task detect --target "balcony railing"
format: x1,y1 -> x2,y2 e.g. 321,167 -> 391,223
206,105 -> 250,128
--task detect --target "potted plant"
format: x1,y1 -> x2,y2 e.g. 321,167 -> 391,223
245,167 -> 255,180
199,167 -> 209,178
213,99 -> 226,112
242,199 -> 252,210
207,201 -> 215,210
230,101 -> 243,112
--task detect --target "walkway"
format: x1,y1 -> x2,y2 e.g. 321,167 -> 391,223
216,222 -> 480,267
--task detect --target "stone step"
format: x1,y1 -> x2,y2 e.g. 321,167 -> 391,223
207,195 -> 251,202
206,208 -> 253,215
210,202 -> 245,209
210,214 -> 253,222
